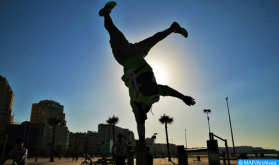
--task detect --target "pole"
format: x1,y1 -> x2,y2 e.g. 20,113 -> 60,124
226,97 -> 236,156
185,129 -> 187,149
207,113 -> 211,133
225,140 -> 230,165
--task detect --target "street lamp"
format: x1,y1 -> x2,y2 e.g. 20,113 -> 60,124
203,109 -> 211,133
226,97 -> 236,156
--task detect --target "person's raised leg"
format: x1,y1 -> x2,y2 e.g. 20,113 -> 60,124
138,22 -> 188,56
158,84 -> 196,106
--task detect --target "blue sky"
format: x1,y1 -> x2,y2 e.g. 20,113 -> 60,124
1,0 -> 279,150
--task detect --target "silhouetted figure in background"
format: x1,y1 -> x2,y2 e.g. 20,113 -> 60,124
112,133 -> 128,165
99,1 -> 196,143
72,153 -> 75,161
145,146 -> 153,165
76,153 -> 79,161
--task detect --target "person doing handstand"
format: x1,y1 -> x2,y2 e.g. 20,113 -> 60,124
99,1 -> 196,142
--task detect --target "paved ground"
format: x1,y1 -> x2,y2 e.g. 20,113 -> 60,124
4,157 -> 239,165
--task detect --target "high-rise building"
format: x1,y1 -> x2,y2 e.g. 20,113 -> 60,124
0,76 -> 15,148
30,100 -> 68,154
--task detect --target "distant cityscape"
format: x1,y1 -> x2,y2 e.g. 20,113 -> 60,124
1,75 -> 278,157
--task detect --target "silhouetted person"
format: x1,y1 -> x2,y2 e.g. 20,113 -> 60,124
0,139 -> 28,165
145,146 -> 153,165
112,133 -> 128,165
76,153 -> 79,161
72,153 -> 75,161
99,1 -> 196,143
59,153 -> 61,160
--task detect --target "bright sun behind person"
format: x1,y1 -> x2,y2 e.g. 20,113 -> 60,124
150,62 -> 168,85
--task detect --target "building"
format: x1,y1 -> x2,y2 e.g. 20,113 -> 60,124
87,131 -> 101,154
98,124 -> 123,142
154,143 -> 177,157
30,100 -> 68,154
122,129 -> 136,146
5,121 -> 44,147
98,124 -> 123,155
69,132 -> 87,154
0,76 -> 15,148
69,125 -> 136,155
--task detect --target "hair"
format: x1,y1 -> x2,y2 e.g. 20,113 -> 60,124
145,146 -> 150,151
16,138 -> 23,142
118,133 -> 123,137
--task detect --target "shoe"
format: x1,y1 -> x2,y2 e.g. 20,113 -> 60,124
182,95 -> 196,106
99,1 -> 117,16
171,22 -> 188,38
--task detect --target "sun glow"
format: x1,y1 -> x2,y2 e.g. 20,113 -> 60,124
150,63 -> 168,84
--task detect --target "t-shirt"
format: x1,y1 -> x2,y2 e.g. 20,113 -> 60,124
8,148 -> 28,165
112,140 -> 128,156
146,153 -> 153,165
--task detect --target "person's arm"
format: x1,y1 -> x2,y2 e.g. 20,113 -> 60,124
16,154 -> 26,165
0,155 -> 11,165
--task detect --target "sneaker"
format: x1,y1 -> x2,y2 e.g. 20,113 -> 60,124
171,22 -> 188,38
182,95 -> 196,106
99,1 -> 117,16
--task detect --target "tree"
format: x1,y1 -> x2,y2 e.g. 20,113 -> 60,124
48,117 -> 65,162
159,114 -> 173,162
106,115 -> 119,143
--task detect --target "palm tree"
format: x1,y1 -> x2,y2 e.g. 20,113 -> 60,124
106,115 -> 119,143
159,114 -> 173,162
48,117 -> 65,162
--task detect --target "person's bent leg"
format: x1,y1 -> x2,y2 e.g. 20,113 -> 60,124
158,84 -> 196,106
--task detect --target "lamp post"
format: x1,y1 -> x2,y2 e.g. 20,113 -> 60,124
203,109 -> 211,134
226,97 -> 236,156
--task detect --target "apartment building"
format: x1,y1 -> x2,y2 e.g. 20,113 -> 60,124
30,100 -> 68,154
0,76 -> 14,148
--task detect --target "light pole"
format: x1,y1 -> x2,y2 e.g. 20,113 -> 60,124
185,129 -> 187,149
226,97 -> 236,156
203,109 -> 211,134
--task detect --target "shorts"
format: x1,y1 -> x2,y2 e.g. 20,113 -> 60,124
109,31 -> 148,66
